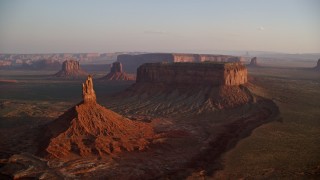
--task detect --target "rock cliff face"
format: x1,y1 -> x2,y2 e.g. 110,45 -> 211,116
100,62 -> 135,81
248,57 -> 258,67
82,75 -> 96,103
137,62 -> 247,86
39,76 -> 154,160
111,61 -> 123,72
119,62 -> 251,113
54,60 -> 88,78
117,53 -> 244,73
314,59 -> 320,71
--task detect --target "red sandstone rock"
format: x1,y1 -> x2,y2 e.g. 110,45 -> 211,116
39,76 -> 154,160
136,62 -> 247,86
100,62 -> 135,80
119,62 -> 251,113
54,60 -> 88,78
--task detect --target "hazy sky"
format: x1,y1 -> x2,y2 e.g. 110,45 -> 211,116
0,0 -> 319,54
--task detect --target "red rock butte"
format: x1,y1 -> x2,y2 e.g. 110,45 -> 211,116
136,62 -> 248,86
100,62 -> 135,80
39,76 -> 154,160
54,60 -> 88,78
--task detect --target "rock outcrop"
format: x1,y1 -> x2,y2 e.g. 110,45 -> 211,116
314,59 -> 320,71
119,62 -> 252,114
248,57 -> 258,67
100,62 -> 135,80
137,62 -> 247,86
117,53 -> 245,73
54,60 -> 88,78
39,76 -> 154,160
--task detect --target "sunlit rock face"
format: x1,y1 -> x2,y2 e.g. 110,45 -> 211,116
39,76 -> 154,160
82,75 -> 96,103
136,62 -> 247,86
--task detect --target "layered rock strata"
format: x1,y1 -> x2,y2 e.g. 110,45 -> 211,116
39,76 -> 154,160
118,62 -> 251,114
54,60 -> 88,78
137,62 -> 247,86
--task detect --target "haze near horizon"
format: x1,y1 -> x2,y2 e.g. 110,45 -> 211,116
0,0 -> 319,54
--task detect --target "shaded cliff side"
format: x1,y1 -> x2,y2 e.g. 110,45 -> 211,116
137,62 -> 247,86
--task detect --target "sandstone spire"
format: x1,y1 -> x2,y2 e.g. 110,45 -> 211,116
82,75 -> 96,103
39,75 -> 154,160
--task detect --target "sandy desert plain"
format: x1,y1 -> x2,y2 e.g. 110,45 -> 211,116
0,58 -> 319,179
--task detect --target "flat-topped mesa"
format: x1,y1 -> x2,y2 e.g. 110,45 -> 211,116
82,75 -> 96,103
137,62 -> 247,86
117,53 -> 244,73
54,60 -> 88,78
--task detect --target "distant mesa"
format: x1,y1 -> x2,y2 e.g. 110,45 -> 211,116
54,60 -> 88,78
248,57 -> 259,67
39,75 -> 154,160
100,62 -> 135,81
117,53 -> 245,73
314,59 -> 320,71
121,62 -> 253,114
23,59 -> 61,70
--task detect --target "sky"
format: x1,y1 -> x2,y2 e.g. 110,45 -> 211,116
0,0 -> 319,54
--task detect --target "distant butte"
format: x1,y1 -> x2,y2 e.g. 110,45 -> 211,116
248,57 -> 259,67
38,75 -> 154,160
100,62 -> 135,81
314,59 -> 320,71
54,60 -> 88,78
